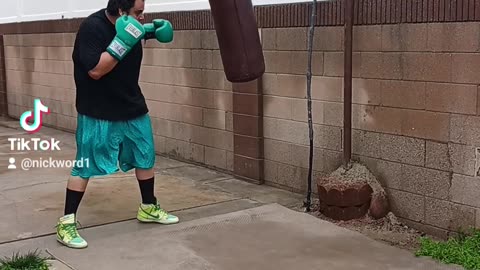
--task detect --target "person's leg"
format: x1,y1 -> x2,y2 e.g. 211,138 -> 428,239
119,113 -> 179,224
136,167 -> 156,204
56,114 -> 122,249
56,175 -> 89,249
64,176 -> 89,216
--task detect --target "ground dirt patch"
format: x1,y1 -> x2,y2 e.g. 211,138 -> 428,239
306,198 -> 425,252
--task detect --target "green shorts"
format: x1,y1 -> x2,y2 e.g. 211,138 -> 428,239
71,113 -> 156,179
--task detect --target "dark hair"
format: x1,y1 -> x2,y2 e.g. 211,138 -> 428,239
106,0 -> 136,16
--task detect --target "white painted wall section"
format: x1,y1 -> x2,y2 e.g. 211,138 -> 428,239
0,0 -> 312,24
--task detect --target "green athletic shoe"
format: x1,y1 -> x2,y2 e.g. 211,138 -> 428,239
56,214 -> 88,249
137,203 -> 179,224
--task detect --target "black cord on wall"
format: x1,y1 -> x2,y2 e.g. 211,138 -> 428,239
303,0 -> 317,212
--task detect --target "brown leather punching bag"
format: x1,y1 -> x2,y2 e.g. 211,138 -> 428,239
208,0 -> 265,83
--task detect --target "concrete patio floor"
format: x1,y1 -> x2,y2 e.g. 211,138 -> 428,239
0,117 -> 462,269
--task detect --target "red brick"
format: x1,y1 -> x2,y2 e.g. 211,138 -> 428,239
232,79 -> 261,94
234,155 -> 264,183
234,134 -> 263,159
233,114 -> 262,137
233,93 -> 261,116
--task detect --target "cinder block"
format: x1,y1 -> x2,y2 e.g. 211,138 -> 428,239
3,46 -> 21,59
353,156 -> 402,190
402,165 -> 451,200
185,143 -> 205,163
292,99 -> 325,125
381,80 -> 426,110
182,105 -> 203,125
450,114 -> 480,145
313,26 -> 344,51
263,138 -> 291,165
401,109 -> 450,142
201,30 -> 219,49
353,25 -> 382,52
264,51 -> 323,75
5,58 -> 34,72
449,143 -> 477,176
192,88 -> 214,108
212,50 -> 223,70
263,95 -> 292,119
213,91 -> 232,111
192,126 -> 233,151
427,22 -> 480,52
153,135 -> 166,153
275,27 -> 307,51
352,105 -> 402,134
382,24 -> 428,52
323,52 -> 343,77
40,33 -> 75,47
381,53 -> 403,80
145,30 -> 201,49
355,52 -> 382,78
261,28 -> 276,50
178,68 -> 203,88
203,108 -> 226,129
352,129 -> 381,158
401,53 -> 452,82
225,112 -> 233,131
426,141 -> 450,171
313,124 -> 342,150
226,151 -> 233,171
311,76 -> 342,102
478,86 -> 480,115
274,74 -> 307,98
387,188 -> 425,222
47,47 -> 72,61
202,69 -> 227,90
425,197 -> 476,231
451,53 -> 480,84
21,47 -> 48,60
2,35 -> 19,46
164,137 -> 187,158
352,78 -> 381,105
263,160 -> 279,182
276,163 -> 307,191
322,102 -> 342,126
426,82 -> 477,114
450,174 -> 480,207
379,133 -> 425,166
151,49 -> 192,68
191,49 -> 212,69
263,117 -> 308,145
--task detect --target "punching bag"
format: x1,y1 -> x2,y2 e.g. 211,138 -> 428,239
208,0 -> 265,83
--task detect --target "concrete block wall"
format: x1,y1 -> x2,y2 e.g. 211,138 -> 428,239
260,22 -> 480,237
2,31 -> 234,171
1,0 -> 480,237
4,33 -> 77,131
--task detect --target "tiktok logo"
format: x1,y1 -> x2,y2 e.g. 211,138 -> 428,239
19,99 -> 50,133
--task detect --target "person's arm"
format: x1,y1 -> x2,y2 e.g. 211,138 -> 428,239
77,20 -> 118,80
87,52 -> 118,80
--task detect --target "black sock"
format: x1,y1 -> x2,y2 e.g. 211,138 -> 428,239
64,188 -> 85,216
138,176 -> 156,204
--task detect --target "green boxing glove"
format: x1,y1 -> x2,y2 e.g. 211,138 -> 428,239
107,15 -> 146,61
144,19 -> 173,43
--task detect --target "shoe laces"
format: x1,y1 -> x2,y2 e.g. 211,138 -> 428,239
153,204 -> 169,218
55,221 -> 83,238
64,223 -> 80,238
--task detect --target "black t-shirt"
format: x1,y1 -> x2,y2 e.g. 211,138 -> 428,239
72,8 -> 148,121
